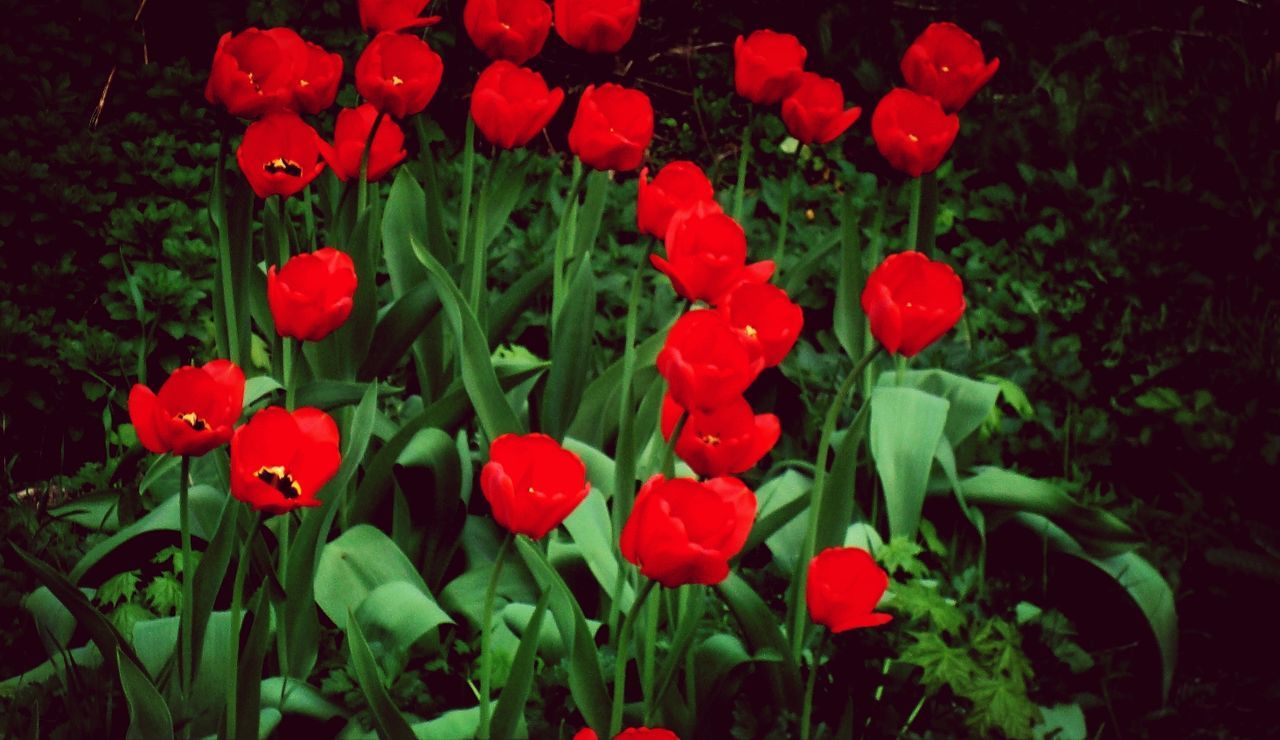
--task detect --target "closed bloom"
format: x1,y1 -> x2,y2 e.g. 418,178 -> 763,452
291,37 -> 344,114
870,88 -> 959,178
554,0 -> 640,54
355,32 -> 444,118
650,202 -> 773,305
128,360 -> 245,457
620,475 -> 757,588
718,281 -> 803,367
567,83 -> 653,172
636,161 -> 717,241
470,61 -> 565,149
267,247 -> 358,342
359,0 -> 442,33
656,309 -> 763,412
806,547 -> 892,632
235,113 -> 328,199
464,0 -> 552,64
480,433 -> 590,540
901,22 -> 999,113
661,394 -> 779,478
861,251 -> 965,357
780,72 -> 862,145
204,27 -> 304,118
326,104 -> 407,182
230,406 -> 341,515
733,29 -> 807,104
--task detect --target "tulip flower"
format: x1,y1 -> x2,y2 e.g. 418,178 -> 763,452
291,38 -> 344,114
355,32 -> 444,118
870,88 -> 959,178
470,61 -> 565,149
861,251 -> 965,357
205,28 -> 305,118
733,29 -> 807,104
901,22 -> 999,113
128,360 -> 245,458
574,729 -> 680,740
463,0 -> 553,64
567,83 -> 653,172
806,547 -> 892,632
620,475 -> 757,588
359,0 -> 442,34
554,0 -> 640,54
650,202 -> 772,305
656,309 -> 763,412
235,113 -> 328,199
267,248 -> 358,342
480,433 -> 591,539
325,104 -> 407,182
718,281 -> 803,367
636,161 -> 717,240
230,406 -> 341,515
661,394 -> 779,478
780,72 -> 862,145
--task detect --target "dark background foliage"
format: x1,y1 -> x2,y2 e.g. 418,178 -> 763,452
1,0 -> 1277,735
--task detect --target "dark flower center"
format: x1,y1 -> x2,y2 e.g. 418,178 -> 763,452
264,157 -> 303,177
175,412 -> 208,432
255,465 -> 302,499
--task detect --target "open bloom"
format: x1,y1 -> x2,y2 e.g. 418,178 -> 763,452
870,88 -> 959,178
861,251 -> 965,356
235,113 -> 328,199
807,547 -> 892,632
205,28 -> 304,118
620,475 -> 757,587
463,0 -> 552,64
718,281 -> 803,367
355,32 -> 444,118
567,83 -> 653,172
480,433 -> 590,539
734,29 -> 807,104
636,161 -> 717,241
470,61 -> 564,149
780,72 -> 862,145
129,360 -> 245,457
656,310 -> 763,412
359,0 -> 442,33
326,104 -> 407,181
267,247 -> 358,342
901,22 -> 999,113
661,394 -> 779,478
230,406 -> 341,515
554,0 -> 640,54
650,202 -> 773,305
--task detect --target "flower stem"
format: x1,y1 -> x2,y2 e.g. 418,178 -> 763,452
918,170 -> 937,254
478,532 -> 514,739
906,176 -> 921,251
226,512 -> 260,740
276,515 -> 291,688
177,455 -> 194,712
660,410 -> 689,479
800,632 -> 830,740
356,111 -> 386,217
732,111 -> 753,222
611,579 -> 658,736
771,168 -> 795,269
302,183 -> 316,248
551,157 -> 585,330
458,116 -> 476,260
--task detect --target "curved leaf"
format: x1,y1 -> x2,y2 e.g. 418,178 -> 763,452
116,647 -> 173,740
869,386 -> 949,539
347,613 -> 417,740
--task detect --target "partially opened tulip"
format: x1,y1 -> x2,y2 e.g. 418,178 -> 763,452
470,61 -> 565,149
781,72 -> 862,145
359,0 -> 442,33
291,37 -> 344,114
326,104 -> 407,182
656,309 -> 763,412
464,0 -> 553,64
480,433 -> 590,539
651,203 -> 773,305
129,360 -> 245,457
355,32 -> 444,118
567,83 -> 653,171
733,29 -> 807,104
870,88 -> 959,178
861,251 -> 965,356
554,0 -> 640,54
807,547 -> 892,632
230,406 -> 341,515
636,161 -> 718,241
901,22 -> 999,113
267,247 -> 358,342
718,281 -> 803,367
205,27 -> 304,118
235,113 -> 328,199
661,394 -> 780,478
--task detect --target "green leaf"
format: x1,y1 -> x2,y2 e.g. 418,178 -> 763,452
243,376 -> 283,408
1033,703 -> 1087,740
359,281 -> 441,381
259,677 -> 346,721
880,369 -> 1001,446
566,331 -> 665,447
833,189 -> 864,361
692,633 -> 753,708
116,647 -> 173,740
354,581 -> 453,674
97,571 -> 142,607
573,170 -> 609,256
869,386 -> 950,539
744,469 -> 811,554
541,254 -> 596,440
314,525 -> 432,630
489,589 -> 551,739
294,380 -> 402,412
347,611 -> 417,740
952,467 -> 1137,545
71,485 -> 225,582
816,405 -> 871,552
715,572 -> 801,707
557,454 -> 634,611
185,495 -> 240,685
236,586 -> 273,740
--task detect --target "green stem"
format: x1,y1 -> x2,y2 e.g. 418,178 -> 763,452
660,410 -> 688,478
283,338 -> 296,410
800,632 -> 830,740
906,177 -> 921,251
458,116 -> 476,260
771,169 -> 794,270
732,111 -> 753,221
226,513 -> 260,740
897,691 -> 928,738
178,456 -> 193,705
276,516 -> 291,690
918,170 -> 937,254
213,131 -> 241,366
640,587 -> 659,718
551,158 -> 585,330
302,183 -> 316,248
478,533 -> 514,738
611,579 -> 658,736
356,111 -> 387,217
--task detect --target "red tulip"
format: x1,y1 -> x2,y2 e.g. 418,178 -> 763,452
129,360 -> 245,457
204,28 -> 303,118
656,310 -> 763,412
230,406 -> 341,515
267,247 -> 358,342
661,394 -> 779,478
567,83 -> 653,172
780,72 -> 861,145
870,88 -> 959,178
901,22 -> 999,113
649,202 -> 773,305
235,113 -> 328,199
861,251 -> 965,357
480,433 -> 590,539
636,161 -> 717,240
733,29 -> 807,104
355,32 -> 444,118
806,547 -> 892,632
574,729 -> 679,740
291,37 -> 344,114
620,475 -> 757,587
470,61 -> 565,149
359,0 -> 442,33
718,282 -> 803,367
463,0 -> 552,64
553,0 -> 640,54
326,104 -> 407,182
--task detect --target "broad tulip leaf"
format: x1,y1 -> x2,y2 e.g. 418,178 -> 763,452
489,589 -> 552,739
359,281 -> 442,381
354,581 -> 453,670
567,330 -> 666,446
745,469 -> 811,554
816,405 -> 872,552
294,380 -> 402,412
487,262 -> 554,348
116,647 -> 173,740
573,169 -> 610,257
259,677 -> 345,721
183,497 -> 240,691
869,386 -> 950,539
879,369 -> 1001,446
541,254 -> 596,440
347,612 -> 417,740
558,463 -> 634,611
833,189 -> 865,361
235,586 -> 273,740
314,525 -> 432,630
951,467 -> 1137,545
715,572 -> 801,706
692,632 -> 754,709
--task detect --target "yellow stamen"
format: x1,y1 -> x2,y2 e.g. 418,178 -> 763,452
299,78 -> 310,87
255,465 -> 303,499
700,434 -> 721,446
391,75 -> 405,86
264,157 -> 303,177
743,325 -> 759,339
940,65 -> 951,73
175,412 -> 208,432
908,134 -> 919,143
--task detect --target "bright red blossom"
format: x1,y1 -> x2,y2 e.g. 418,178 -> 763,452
205,28 -> 302,118
861,251 -> 965,357
806,547 -> 892,632
554,0 -> 640,54
567,83 -> 653,172
470,61 -> 565,149
480,433 -> 590,540
355,32 -> 444,118
290,36 -> 344,114
636,161 -> 718,241
230,406 -> 341,515
573,729 -> 680,740
780,72 -> 862,145
129,360 -> 245,458
235,113 -> 328,199
359,0 -> 442,33
901,22 -> 999,113
718,281 -> 803,367
463,0 -> 552,64
267,247 -> 358,342
656,309 -> 763,412
650,202 -> 773,305
733,29 -> 807,104
870,88 -> 959,178
661,394 -> 779,478
326,104 -> 408,182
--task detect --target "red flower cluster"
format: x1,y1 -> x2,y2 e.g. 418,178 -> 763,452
734,30 -> 861,146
